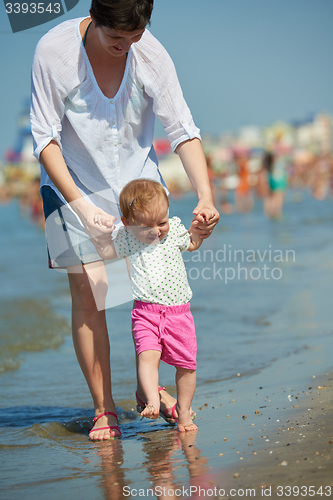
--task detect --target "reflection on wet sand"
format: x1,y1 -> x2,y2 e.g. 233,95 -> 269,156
94,429 -> 217,500
94,439 -> 125,500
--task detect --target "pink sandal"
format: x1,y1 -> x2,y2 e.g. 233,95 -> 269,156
89,411 -> 121,440
136,388 -> 167,418
158,387 -> 196,424
135,387 -> 196,425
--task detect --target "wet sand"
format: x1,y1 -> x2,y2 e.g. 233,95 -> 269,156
0,326 -> 332,499
209,371 -> 333,498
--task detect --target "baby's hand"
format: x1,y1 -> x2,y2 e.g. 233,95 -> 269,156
91,212 -> 116,251
93,213 -> 116,230
192,200 -> 220,239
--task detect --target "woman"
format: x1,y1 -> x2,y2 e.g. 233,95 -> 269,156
30,0 -> 219,440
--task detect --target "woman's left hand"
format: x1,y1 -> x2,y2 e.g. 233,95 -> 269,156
192,198 -> 220,238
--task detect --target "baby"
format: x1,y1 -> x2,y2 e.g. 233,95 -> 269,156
94,179 -> 203,432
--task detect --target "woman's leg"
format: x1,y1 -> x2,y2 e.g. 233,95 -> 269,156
175,368 -> 198,432
67,262 -> 120,440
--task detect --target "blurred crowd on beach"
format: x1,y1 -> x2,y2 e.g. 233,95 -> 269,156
206,144 -> 333,220
160,111 -> 333,220
0,108 -> 332,227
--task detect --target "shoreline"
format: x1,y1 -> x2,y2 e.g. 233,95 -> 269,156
1,331 -> 332,499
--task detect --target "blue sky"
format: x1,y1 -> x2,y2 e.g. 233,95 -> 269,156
0,0 -> 332,159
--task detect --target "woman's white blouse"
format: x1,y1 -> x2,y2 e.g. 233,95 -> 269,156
30,18 -> 201,201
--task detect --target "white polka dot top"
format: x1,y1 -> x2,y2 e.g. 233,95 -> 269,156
113,216 -> 192,305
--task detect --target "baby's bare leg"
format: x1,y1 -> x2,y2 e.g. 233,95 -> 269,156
176,368 -> 198,432
138,350 -> 161,419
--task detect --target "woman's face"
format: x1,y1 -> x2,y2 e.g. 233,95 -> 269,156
95,25 -> 145,57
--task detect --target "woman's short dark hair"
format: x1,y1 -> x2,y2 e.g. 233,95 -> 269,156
90,0 -> 154,30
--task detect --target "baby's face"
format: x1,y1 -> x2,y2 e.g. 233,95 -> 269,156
129,200 -> 169,244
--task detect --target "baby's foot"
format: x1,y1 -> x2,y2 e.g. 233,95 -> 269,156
177,405 -> 198,433
177,422 -> 198,432
141,404 -> 160,420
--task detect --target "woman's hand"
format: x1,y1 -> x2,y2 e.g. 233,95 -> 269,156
72,198 -> 116,250
191,198 -> 220,239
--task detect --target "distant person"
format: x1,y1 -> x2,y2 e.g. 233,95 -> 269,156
30,0 -> 219,440
262,151 -> 288,219
255,158 -> 270,200
311,154 -> 331,200
234,154 -> 254,213
95,179 -> 202,432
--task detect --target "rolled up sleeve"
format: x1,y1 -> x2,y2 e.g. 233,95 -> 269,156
30,41 -> 65,160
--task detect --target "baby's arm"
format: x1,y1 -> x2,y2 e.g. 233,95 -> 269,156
96,239 -> 117,260
187,222 -> 204,252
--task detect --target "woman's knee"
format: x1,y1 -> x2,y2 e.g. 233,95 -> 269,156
68,270 -> 98,311
68,263 -> 109,311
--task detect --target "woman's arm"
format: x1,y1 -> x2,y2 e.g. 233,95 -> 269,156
138,35 -> 219,236
176,138 -> 220,238
40,141 -> 116,247
40,141 -> 84,205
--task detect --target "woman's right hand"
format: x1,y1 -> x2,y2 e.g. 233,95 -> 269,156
72,197 -> 117,250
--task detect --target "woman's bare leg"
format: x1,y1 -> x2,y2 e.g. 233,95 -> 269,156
68,262 -> 120,440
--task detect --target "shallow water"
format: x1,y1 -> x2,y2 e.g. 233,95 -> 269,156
1,191 -> 333,498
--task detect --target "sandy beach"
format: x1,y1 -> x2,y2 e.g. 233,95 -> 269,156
207,371 -> 333,499
1,335 -> 332,500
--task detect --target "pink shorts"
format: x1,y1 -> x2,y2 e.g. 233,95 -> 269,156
131,301 -> 197,370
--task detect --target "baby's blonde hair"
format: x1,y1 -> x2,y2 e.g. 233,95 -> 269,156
119,179 -> 169,220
